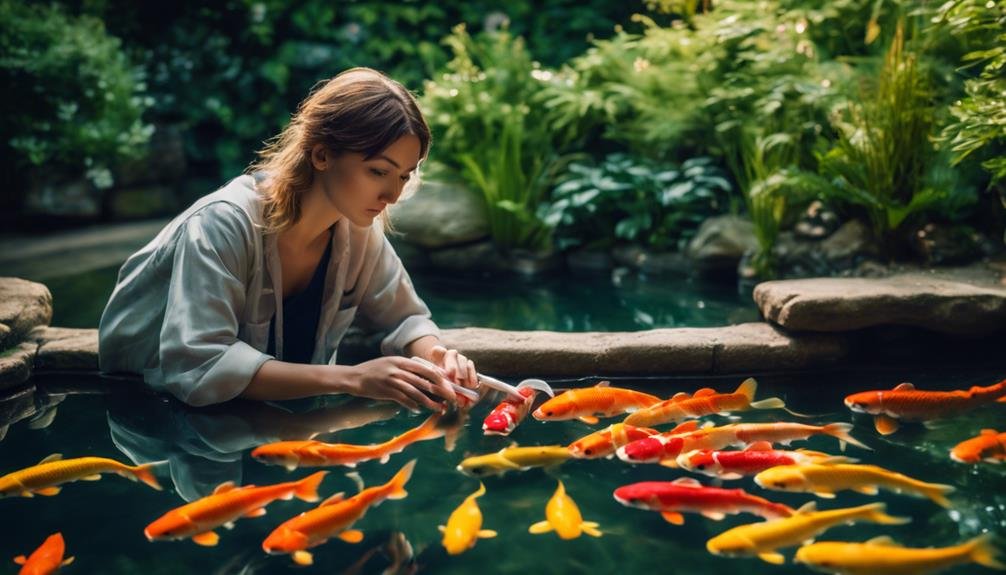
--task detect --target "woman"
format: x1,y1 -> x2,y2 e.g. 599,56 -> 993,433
99,67 -> 477,409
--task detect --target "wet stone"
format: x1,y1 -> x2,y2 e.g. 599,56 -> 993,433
0,277 -> 53,350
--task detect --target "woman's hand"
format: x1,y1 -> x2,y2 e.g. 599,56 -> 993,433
430,345 -> 478,390
343,356 -> 457,411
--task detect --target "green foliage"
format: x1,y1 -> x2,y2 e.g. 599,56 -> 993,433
542,154 -> 731,251
0,1 -> 152,197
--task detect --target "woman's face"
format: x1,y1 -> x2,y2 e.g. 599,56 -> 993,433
312,134 -> 422,227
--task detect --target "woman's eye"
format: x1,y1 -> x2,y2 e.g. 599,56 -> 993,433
370,168 -> 387,177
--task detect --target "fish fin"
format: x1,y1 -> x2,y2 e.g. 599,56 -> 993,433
346,471 -> 365,493
981,429 -> 999,435
998,396 -> 1006,403
578,416 -> 599,425
295,470 -> 328,502
284,462 -> 298,472
131,462 -> 163,491
385,459 -> 416,500
757,552 -> 785,565
223,522 -> 235,530
529,521 -> 553,534
814,491 -> 836,499
924,483 -> 956,509
720,473 -> 743,481
865,535 -> 900,547
40,453 -> 63,464
701,421 -> 716,429
822,422 -> 871,451
853,485 -> 879,495
661,512 -> 685,525
874,415 -> 900,436
671,477 -> 702,487
701,511 -> 726,521
321,492 -> 346,507
735,378 -> 757,400
19,491 -> 33,498
795,501 -> 818,515
892,382 -> 915,391
582,523 -> 603,537
27,406 -> 58,429
192,531 -> 219,547
380,454 -> 391,464
213,481 -> 237,495
338,529 -> 364,543
750,397 -> 785,410
477,530 -> 497,539
745,441 -> 773,451
968,533 -> 1006,570
658,459 -> 679,468
437,525 -> 445,533
292,551 -> 314,566
13,556 -> 26,565
35,487 -> 61,496
82,474 -> 102,481
670,392 -> 691,402
244,508 -> 267,518
595,381 -> 610,388
694,388 -> 718,398
667,420 -> 700,435
61,556 -> 75,567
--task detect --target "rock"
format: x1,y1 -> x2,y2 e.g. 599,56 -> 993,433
818,219 -> 881,266
754,275 -> 1006,335
428,240 -> 502,272
794,201 -> 841,239
566,249 -> 614,272
687,215 -> 759,274
909,223 -> 983,266
0,341 -> 36,390
0,278 -> 52,350
29,326 -> 99,371
389,179 -> 489,248
612,246 -> 690,275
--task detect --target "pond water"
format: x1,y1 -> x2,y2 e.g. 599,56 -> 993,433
43,264 -> 759,331
2,365 -> 1004,574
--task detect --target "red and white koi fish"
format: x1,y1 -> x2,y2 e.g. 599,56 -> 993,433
845,378 -> 1006,435
251,414 -> 442,470
613,478 -> 793,525
616,421 -> 868,465
951,428 -> 1006,464
0,454 -> 161,497
14,533 -> 73,575
567,423 -> 659,459
483,384 -> 538,436
144,472 -> 327,546
533,381 -> 660,425
262,460 -> 416,566
624,378 -> 802,427
677,442 -> 855,479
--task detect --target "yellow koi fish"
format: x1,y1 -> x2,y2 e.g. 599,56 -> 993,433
706,502 -> 910,565
0,454 -> 161,497
457,445 -> 572,477
754,463 -> 955,508
439,483 -> 496,555
794,534 -> 1005,574
529,480 -> 601,540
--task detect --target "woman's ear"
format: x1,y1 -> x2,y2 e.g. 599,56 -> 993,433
310,143 -> 329,171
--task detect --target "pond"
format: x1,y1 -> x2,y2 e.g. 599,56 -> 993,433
2,365 -> 1004,574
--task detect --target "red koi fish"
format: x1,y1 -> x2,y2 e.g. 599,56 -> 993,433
567,423 -> 659,459
616,421 -> 868,465
677,441 -> 855,480
14,533 -> 73,575
951,429 -> 1006,464
845,378 -> 1006,435
532,381 -> 660,425
483,387 -> 536,436
613,478 -> 793,525
624,378 -> 801,427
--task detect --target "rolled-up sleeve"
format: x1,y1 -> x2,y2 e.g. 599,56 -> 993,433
357,233 -> 441,356
154,204 -> 273,406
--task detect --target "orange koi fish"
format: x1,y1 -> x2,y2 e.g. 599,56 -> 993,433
439,483 -> 496,555
845,378 -> 1006,435
0,454 -> 161,497
624,378 -> 800,427
251,414 -> 442,470
950,429 -> 1006,464
614,477 -> 793,525
262,459 -> 416,566
14,533 -> 73,575
754,463 -> 955,508
794,534 -> 1005,574
529,480 -> 602,539
532,381 -> 660,424
144,471 -> 327,546
567,423 -> 659,459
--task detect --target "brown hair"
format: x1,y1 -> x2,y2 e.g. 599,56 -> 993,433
246,67 -> 431,233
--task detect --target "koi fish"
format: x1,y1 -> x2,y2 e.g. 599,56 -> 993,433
0,454 -> 161,497
251,414 -> 442,470
529,480 -> 601,539
951,428 -> 1006,464
567,423 -> 659,459
844,378 -> 1006,435
14,533 -> 73,575
483,386 -> 536,436
532,381 -> 660,425
144,471 -> 327,546
439,483 -> 496,555
624,378 -> 800,427
262,459 -> 416,566
613,477 -> 792,525
617,421 -> 868,465
677,441 -> 855,479
456,445 -> 572,477
794,534 -> 1005,574
754,463 -> 955,508
706,502 -> 910,565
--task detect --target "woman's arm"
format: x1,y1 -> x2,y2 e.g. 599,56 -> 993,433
241,360 -> 345,401
405,335 -> 478,390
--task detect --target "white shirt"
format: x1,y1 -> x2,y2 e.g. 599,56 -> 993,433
98,174 -> 440,406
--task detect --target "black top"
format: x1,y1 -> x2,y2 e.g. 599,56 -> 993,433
267,235 -> 332,364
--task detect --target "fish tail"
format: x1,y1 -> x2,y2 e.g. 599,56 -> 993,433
471,482 -> 486,500
860,502 -> 912,525
130,462 -> 164,491
822,423 -> 871,450
294,471 -> 328,502
922,482 -> 956,509
736,378 -> 758,401
385,459 -> 417,500
968,533 -> 1005,570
